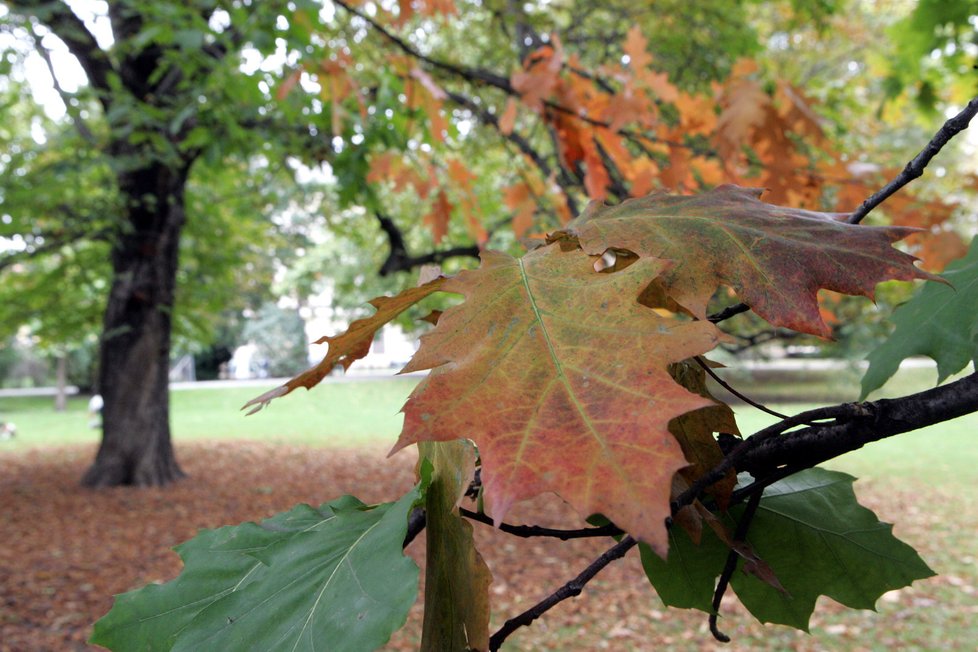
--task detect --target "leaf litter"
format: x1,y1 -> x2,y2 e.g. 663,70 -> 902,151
1,442 -> 974,651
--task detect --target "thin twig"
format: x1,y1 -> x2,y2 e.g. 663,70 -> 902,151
694,356 -> 790,420
488,536 -> 637,651
848,96 -> 978,224
709,491 -> 762,642
460,507 -> 624,540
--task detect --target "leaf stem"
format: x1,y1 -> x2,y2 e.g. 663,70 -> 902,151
693,356 -> 790,420
708,491 -> 762,642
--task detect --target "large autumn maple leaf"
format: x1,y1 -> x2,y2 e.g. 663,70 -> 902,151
391,245 -> 725,555
565,185 -> 938,337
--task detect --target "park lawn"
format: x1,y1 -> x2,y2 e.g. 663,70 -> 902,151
3,368 -> 975,485
0,377 -> 419,451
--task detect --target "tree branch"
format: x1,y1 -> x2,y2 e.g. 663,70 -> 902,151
375,212 -> 481,276
707,302 -> 750,323
492,374 -> 978,645
489,535 -> 638,651
26,22 -> 97,145
442,88 -> 563,189
675,372 -> 978,512
848,96 -> 978,224
403,506 -> 426,548
334,0 -> 511,90
333,0 -> 705,159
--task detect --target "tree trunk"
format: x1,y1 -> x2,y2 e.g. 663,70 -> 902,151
54,353 -> 67,412
82,162 -> 189,487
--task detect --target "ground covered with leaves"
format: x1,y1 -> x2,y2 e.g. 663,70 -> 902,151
2,442 -> 976,651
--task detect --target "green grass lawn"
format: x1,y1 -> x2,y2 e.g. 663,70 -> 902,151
3,367 -> 976,485
0,378 -> 419,452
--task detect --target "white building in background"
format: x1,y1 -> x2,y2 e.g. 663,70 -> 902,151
301,294 -> 419,373
228,343 -> 260,379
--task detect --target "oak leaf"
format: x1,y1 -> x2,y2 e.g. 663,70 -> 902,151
861,236 -> 978,398
390,244 -> 725,554
425,190 -> 453,244
566,185 -> 937,337
498,98 -> 518,135
667,359 -> 740,509
242,276 -> 446,414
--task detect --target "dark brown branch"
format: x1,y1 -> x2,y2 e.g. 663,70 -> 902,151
708,302 -> 751,323
676,372 -> 978,512
335,0 -> 511,90
375,212 -> 480,276
848,96 -> 978,224
442,89 -> 562,187
489,536 -> 638,651
720,328 -> 801,355
489,374 -> 978,646
460,507 -> 624,540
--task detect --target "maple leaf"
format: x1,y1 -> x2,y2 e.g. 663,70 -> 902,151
503,182 -> 537,237
447,159 -> 488,244
242,276 -> 446,414
390,245 -> 725,554
565,185 -> 937,337
715,63 -> 769,161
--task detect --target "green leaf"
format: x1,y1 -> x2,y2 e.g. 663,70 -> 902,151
640,525 -> 727,613
861,236 -> 978,398
91,488 -> 422,652
640,469 -> 934,631
729,469 -> 934,630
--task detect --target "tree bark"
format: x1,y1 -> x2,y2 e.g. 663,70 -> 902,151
54,353 -> 67,412
82,162 -> 190,487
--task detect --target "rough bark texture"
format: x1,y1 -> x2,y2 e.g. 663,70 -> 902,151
11,0 -> 222,488
82,163 -> 189,487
